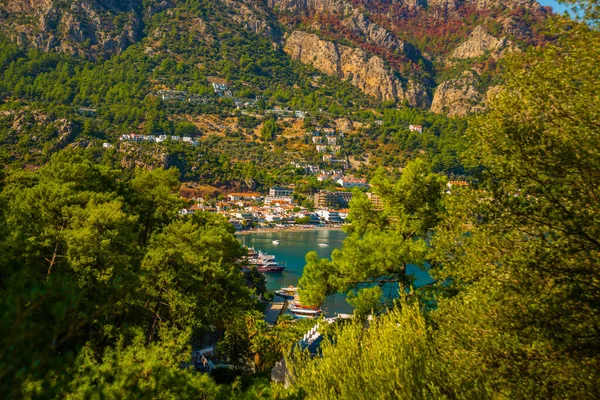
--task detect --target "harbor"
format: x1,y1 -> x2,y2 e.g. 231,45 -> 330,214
242,229 -> 435,318
240,229 -> 353,317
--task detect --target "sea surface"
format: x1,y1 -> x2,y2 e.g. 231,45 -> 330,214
239,229 -> 433,317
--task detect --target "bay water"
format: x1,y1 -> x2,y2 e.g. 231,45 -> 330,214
239,229 -> 433,317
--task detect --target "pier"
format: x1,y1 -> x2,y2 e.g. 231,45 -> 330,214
264,295 -> 286,325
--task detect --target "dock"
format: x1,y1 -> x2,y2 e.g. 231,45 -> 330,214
264,295 -> 286,325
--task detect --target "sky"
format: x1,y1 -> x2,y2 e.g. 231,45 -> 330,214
538,0 -> 570,13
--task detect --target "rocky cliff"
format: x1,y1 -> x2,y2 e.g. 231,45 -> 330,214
430,25 -> 523,116
284,31 -> 429,107
451,25 -> 506,59
430,71 -> 484,117
0,0 -> 144,59
269,0 -> 548,114
0,0 -> 552,116
344,11 -> 421,61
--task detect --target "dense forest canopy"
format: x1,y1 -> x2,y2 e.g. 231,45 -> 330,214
292,5 -> 600,398
0,0 -> 599,398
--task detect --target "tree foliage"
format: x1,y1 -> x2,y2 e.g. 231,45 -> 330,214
290,12 -> 600,400
299,159 -> 446,311
0,150 -> 255,397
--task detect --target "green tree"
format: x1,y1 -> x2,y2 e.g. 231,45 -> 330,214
260,118 -> 279,142
429,20 -> 600,398
288,299 -> 457,399
126,168 -> 185,245
299,160 -> 446,312
141,216 -> 251,343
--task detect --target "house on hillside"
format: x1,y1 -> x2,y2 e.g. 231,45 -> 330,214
409,125 -> 423,133
337,177 -> 368,189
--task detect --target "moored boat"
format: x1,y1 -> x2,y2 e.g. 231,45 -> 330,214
275,286 -> 299,299
289,305 -> 323,319
256,263 -> 285,273
243,247 -> 286,272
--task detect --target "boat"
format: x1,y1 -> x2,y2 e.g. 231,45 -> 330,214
272,240 -> 280,245
291,300 -> 320,310
275,286 -> 299,299
286,290 -> 323,319
288,305 -> 323,319
244,247 -> 286,273
256,264 -> 285,273
318,243 -> 329,247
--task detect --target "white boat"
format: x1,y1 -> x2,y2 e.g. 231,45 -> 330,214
289,305 -> 323,319
318,243 -> 329,247
243,247 -> 286,272
275,286 -> 299,299
272,240 -> 280,245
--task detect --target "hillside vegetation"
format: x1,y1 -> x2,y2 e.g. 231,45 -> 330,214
0,0 -> 599,398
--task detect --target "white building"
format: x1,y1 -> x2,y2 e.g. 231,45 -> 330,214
337,177 -> 369,189
315,209 -> 342,222
227,192 -> 263,202
409,125 -> 423,133
269,187 -> 293,197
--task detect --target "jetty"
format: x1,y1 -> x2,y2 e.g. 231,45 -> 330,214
264,295 -> 286,325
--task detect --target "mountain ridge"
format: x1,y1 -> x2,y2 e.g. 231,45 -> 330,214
0,0 -> 553,115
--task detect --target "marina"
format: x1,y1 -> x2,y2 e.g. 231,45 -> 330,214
240,229 -> 352,316
241,229 -> 434,317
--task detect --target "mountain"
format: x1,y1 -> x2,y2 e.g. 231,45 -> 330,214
0,0 -> 553,116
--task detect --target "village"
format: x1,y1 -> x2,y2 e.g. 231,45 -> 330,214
179,183 -> 376,231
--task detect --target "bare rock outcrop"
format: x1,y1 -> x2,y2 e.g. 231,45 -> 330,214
267,0 -> 349,15
0,0 -> 144,59
344,11 -> 420,60
427,0 -> 460,16
451,25 -> 506,59
430,71 -> 484,117
222,0 -> 276,37
270,0 -> 421,60
284,31 -> 429,107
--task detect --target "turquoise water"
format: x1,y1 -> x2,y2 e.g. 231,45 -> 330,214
239,229 -> 433,317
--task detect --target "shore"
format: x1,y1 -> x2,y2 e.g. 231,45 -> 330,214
235,225 -> 344,235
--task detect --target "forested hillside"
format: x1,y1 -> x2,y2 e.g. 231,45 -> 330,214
1,0 -> 599,398
0,0 -> 557,189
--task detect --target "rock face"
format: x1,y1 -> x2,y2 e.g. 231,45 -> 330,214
270,0 -> 421,61
0,0 -> 144,59
267,0 -> 349,15
430,71 -> 484,117
0,0 -> 549,115
451,25 -> 506,59
344,11 -> 420,60
284,31 -> 429,107
222,0 -> 277,37
428,0 -> 460,15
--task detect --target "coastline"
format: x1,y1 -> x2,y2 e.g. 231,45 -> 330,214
235,226 -> 345,235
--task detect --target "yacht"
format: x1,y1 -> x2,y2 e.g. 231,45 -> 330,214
289,305 -> 323,319
318,243 -> 329,247
257,259 -> 285,273
244,247 -> 285,272
275,286 -> 299,299
272,240 -> 280,245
